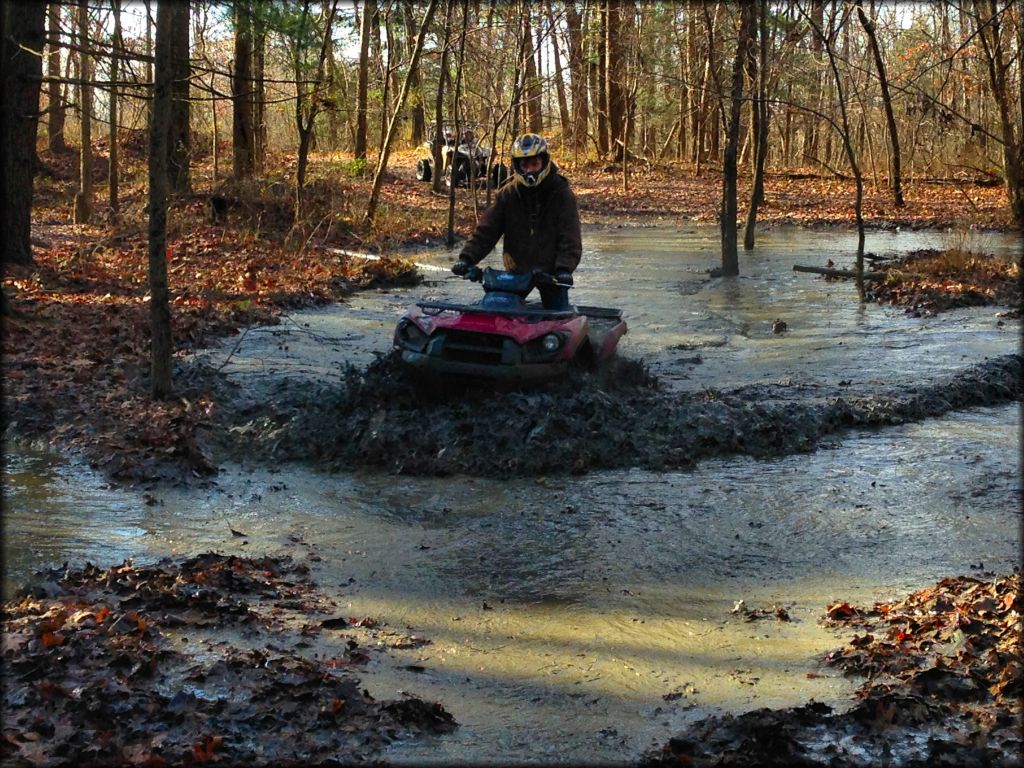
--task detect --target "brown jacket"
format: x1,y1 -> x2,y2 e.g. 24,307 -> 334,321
458,164 -> 582,275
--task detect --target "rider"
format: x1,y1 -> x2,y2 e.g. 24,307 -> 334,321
451,133 -> 581,311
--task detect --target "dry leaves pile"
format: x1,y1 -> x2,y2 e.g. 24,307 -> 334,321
645,572 -> 1022,767
823,571 -> 1022,742
866,248 -> 1022,317
1,554 -> 455,767
3,194 -> 419,486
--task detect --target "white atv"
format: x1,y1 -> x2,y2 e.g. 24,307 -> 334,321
415,126 -> 509,189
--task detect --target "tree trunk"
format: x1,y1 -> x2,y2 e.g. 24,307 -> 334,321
168,1 -> 190,194
47,3 -> 67,153
719,3 -> 754,277
564,1 -> 588,154
108,0 -> 122,217
431,0 -> 454,194
144,0 -> 153,129
447,0 -> 469,247
403,0 -> 426,145
856,1 -> 903,207
253,9 -> 266,173
806,4 -> 865,297
1,0 -> 46,265
546,2 -> 570,144
149,0 -> 176,399
354,0 -> 374,160
743,0 -> 769,250
594,3 -> 608,156
522,6 -> 542,134
973,0 -> 1024,227
364,0 -> 439,226
604,0 -> 625,162
74,0 -> 93,224
232,0 -> 255,179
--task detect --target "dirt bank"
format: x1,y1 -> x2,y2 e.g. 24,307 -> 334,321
196,351 -> 1021,477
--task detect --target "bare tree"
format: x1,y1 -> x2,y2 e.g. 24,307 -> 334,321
232,0 -> 255,180
148,0 -> 177,399
47,3 -> 67,153
108,0 -> 123,218
743,0 -> 769,250
856,0 -> 903,207
364,0 -> 439,225
718,3 -> 755,276
354,0 -> 375,160
74,0 -> 93,224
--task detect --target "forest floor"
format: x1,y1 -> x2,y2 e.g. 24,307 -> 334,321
3,146 -> 1022,765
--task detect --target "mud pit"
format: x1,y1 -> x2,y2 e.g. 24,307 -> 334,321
189,226 -> 1021,477
5,226 -> 1021,765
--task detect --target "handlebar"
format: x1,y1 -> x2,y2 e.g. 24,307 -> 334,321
454,268 -> 571,289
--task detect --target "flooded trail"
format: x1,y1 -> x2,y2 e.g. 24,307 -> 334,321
3,225 -> 1021,764
3,403 -> 1019,763
195,225 -> 1021,398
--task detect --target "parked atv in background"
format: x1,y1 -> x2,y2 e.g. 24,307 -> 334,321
415,126 -> 509,189
394,267 -> 627,385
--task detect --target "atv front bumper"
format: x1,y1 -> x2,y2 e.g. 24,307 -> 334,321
401,350 -> 568,383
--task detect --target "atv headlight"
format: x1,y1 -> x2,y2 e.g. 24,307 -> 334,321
541,333 -> 562,352
395,319 -> 429,352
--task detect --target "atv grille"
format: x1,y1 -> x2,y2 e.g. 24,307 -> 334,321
440,330 -> 511,365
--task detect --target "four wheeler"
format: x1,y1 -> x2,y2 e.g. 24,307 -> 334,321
394,267 -> 627,384
415,125 -> 509,189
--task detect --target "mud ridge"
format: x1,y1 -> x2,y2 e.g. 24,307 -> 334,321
195,352 -> 1021,477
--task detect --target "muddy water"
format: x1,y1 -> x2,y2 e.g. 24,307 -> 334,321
3,226 -> 1021,764
193,225 -> 1021,397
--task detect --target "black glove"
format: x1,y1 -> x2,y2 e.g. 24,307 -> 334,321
554,270 -> 574,286
451,259 -> 472,277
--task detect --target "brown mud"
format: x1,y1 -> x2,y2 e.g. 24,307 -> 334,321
196,350 -> 1021,477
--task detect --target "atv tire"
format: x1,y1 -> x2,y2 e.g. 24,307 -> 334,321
416,159 -> 432,182
450,157 -> 471,188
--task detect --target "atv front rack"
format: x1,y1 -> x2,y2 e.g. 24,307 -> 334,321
417,301 -> 577,319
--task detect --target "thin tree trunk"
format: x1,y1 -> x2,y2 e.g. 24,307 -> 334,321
354,0 -> 374,160
364,0 -> 438,225
232,0 -> 255,179
743,0 -> 769,250
806,5 -> 865,297
168,1 -> 190,194
149,0 -> 175,399
74,0 -> 93,224
522,6 -> 542,134
431,0 -> 454,194
546,2 -> 570,144
403,0 -> 425,145
604,0 -> 625,162
253,10 -> 266,173
595,2 -> 608,156
564,1 -> 588,154
447,0 -> 469,247
719,3 -> 754,276
109,0 -> 122,217
856,0 -> 903,207
47,3 -> 67,153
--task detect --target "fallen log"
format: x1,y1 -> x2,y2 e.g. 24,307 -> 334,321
793,264 -> 887,280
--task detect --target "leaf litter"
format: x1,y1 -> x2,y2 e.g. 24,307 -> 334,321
1,554 -> 455,767
644,571 -> 1022,767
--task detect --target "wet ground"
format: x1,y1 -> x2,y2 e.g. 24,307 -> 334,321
3,225 -> 1021,764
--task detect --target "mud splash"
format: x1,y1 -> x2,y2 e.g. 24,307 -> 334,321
198,351 -> 1021,477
